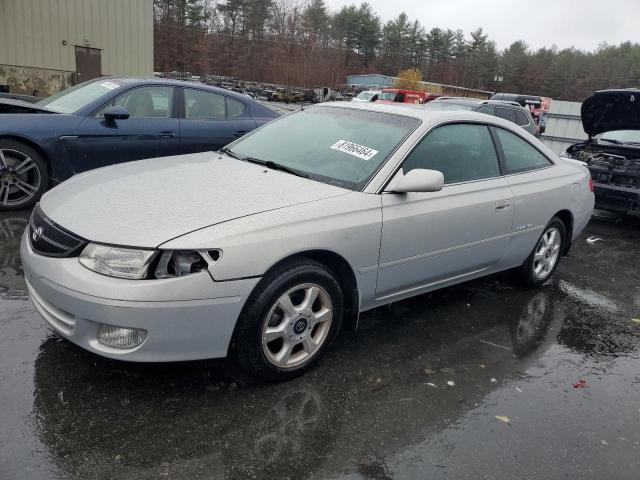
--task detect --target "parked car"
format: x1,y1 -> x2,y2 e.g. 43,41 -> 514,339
491,93 -> 552,134
377,88 -> 431,104
0,77 -> 278,210
22,103 -> 593,381
564,89 -> 640,215
427,98 -> 539,136
352,90 -> 381,102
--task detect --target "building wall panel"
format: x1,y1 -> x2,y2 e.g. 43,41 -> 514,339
0,0 -> 153,78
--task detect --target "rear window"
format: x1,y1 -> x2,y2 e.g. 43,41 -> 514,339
516,110 -> 530,126
495,108 -> 517,124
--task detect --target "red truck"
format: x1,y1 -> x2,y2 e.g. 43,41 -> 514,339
376,88 -> 440,104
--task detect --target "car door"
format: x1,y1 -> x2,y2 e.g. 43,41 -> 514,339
179,88 -> 258,153
68,85 -> 180,172
377,123 -> 514,301
490,126 -> 560,266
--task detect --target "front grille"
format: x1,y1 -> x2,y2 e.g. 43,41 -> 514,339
29,205 -> 87,258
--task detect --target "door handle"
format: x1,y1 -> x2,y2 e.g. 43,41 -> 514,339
495,199 -> 511,212
233,130 -> 247,138
159,130 -> 176,138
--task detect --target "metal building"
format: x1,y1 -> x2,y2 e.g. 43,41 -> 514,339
0,0 -> 154,97
346,74 -> 492,99
540,100 -> 587,154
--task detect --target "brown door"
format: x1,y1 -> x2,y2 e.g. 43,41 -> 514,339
75,46 -> 102,81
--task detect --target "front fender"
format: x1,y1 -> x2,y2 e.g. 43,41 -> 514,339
159,192 -> 383,307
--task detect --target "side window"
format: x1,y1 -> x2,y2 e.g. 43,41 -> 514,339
184,89 -> 247,118
185,89 -> 225,118
226,97 -> 246,117
495,107 -> 517,124
478,106 -> 494,115
515,110 -> 530,126
494,128 -> 552,173
96,86 -> 173,118
402,124 -> 501,184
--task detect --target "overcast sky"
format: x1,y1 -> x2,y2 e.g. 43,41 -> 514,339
324,0 -> 639,52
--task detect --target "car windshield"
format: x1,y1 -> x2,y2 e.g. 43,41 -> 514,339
226,107 -> 420,190
356,92 -> 376,101
36,79 -> 122,113
379,92 -> 397,101
597,130 -> 640,146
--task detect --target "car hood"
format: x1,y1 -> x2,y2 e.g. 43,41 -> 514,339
40,153 -> 350,247
0,98 -> 54,114
581,89 -> 640,137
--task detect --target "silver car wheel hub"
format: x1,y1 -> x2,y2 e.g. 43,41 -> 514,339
262,283 -> 333,369
533,227 -> 561,280
0,149 -> 41,206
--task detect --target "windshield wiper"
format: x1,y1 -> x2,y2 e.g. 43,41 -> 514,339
220,147 -> 308,178
220,146 -> 243,159
252,159 -> 309,178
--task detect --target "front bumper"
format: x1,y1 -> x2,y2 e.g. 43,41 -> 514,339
593,183 -> 640,215
20,232 -> 260,362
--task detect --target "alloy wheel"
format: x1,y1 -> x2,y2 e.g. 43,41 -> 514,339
533,227 -> 561,280
261,283 -> 333,369
0,149 -> 41,207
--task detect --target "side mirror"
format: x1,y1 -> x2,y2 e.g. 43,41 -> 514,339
387,168 -> 444,193
103,106 -> 130,122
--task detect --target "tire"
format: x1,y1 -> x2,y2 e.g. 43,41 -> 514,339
233,258 -> 343,381
0,139 -> 48,211
519,217 -> 566,286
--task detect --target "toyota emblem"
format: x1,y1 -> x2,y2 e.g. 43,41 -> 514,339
32,226 -> 43,242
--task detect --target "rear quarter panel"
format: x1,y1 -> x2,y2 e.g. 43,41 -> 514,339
501,160 -> 593,268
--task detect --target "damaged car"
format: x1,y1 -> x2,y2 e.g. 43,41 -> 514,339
565,89 -> 640,215
21,103 -> 594,381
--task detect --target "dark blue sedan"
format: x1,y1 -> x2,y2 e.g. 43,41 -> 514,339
0,77 -> 278,210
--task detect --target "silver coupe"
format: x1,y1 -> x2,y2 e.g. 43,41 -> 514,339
21,102 -> 594,380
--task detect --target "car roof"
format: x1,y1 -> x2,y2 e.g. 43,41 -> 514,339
96,76 -> 250,100
312,100 -> 527,131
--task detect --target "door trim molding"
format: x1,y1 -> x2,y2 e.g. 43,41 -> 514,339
376,267 -> 488,302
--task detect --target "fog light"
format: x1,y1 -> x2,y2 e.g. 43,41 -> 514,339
97,324 -> 147,349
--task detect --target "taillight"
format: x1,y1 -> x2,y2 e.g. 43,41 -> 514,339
588,177 -> 594,192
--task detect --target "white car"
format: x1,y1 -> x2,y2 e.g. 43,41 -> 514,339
352,90 -> 380,102
21,103 -> 594,381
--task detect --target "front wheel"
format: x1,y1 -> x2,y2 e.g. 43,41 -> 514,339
519,217 -> 566,286
233,259 -> 343,381
0,139 -> 48,210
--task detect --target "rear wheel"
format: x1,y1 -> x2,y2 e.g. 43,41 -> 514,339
519,217 -> 566,286
233,259 -> 343,381
0,139 -> 48,210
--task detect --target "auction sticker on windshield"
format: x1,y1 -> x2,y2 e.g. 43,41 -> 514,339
330,140 -> 379,161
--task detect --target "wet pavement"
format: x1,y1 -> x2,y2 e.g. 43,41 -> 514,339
1,210 -> 639,480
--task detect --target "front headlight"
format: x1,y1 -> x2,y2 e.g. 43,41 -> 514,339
78,244 -> 220,280
79,244 -> 158,279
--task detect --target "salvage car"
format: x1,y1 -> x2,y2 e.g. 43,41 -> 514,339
21,103 -> 594,381
0,77 -> 278,210
564,89 -> 640,215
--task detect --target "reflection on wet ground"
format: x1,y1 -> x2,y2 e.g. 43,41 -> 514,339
1,210 -> 639,479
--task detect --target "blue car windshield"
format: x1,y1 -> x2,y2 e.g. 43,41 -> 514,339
226,107 -> 420,190
36,79 -> 122,113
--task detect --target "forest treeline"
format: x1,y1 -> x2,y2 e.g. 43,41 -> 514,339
154,0 -> 640,100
